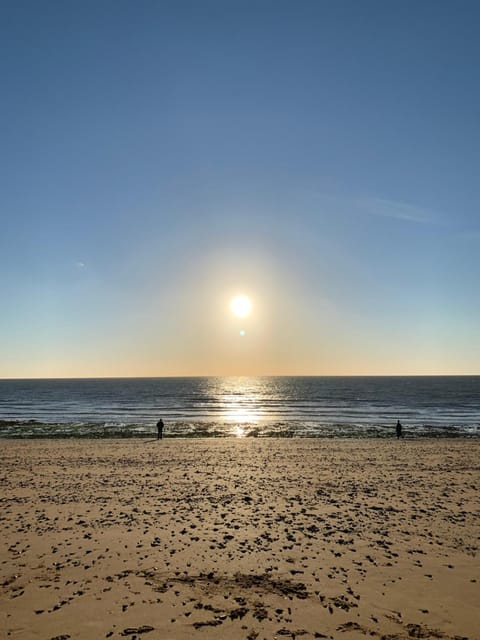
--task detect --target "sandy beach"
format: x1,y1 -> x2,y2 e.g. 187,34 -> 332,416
0,438 -> 478,640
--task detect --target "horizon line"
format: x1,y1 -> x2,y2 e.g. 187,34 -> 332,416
1,373 -> 479,381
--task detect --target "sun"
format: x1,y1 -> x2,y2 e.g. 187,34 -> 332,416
230,295 -> 252,318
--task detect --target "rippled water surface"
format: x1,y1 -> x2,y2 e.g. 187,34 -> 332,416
0,376 -> 479,438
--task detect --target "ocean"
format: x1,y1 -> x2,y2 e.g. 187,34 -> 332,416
0,376 -> 479,439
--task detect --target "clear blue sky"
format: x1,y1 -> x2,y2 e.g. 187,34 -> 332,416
1,0 -> 479,377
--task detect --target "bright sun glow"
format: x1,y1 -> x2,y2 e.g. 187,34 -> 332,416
230,295 -> 252,318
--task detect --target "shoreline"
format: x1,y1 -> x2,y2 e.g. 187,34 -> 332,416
1,419 -> 478,441
0,434 -> 479,440
1,438 -> 478,639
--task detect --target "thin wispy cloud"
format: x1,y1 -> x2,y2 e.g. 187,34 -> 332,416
358,197 -> 434,224
455,229 -> 480,241
303,192 -> 438,225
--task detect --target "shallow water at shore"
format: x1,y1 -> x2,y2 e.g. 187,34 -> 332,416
0,418 -> 478,439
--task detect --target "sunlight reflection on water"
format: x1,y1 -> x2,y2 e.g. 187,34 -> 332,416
224,407 -> 261,424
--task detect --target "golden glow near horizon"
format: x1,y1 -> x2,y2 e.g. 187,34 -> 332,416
230,295 -> 252,318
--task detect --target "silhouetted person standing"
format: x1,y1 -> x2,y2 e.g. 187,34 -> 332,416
396,420 -> 403,439
157,418 -> 164,440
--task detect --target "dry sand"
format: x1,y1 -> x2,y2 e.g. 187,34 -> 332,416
0,438 -> 478,640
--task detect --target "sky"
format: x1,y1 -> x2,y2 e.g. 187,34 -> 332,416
1,0 -> 479,378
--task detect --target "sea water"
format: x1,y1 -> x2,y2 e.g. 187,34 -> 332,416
0,376 -> 479,438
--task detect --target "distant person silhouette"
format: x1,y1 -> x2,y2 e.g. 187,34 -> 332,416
396,420 -> 403,439
156,418 -> 164,440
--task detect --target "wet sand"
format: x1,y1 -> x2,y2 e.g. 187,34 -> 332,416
0,438 -> 478,640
